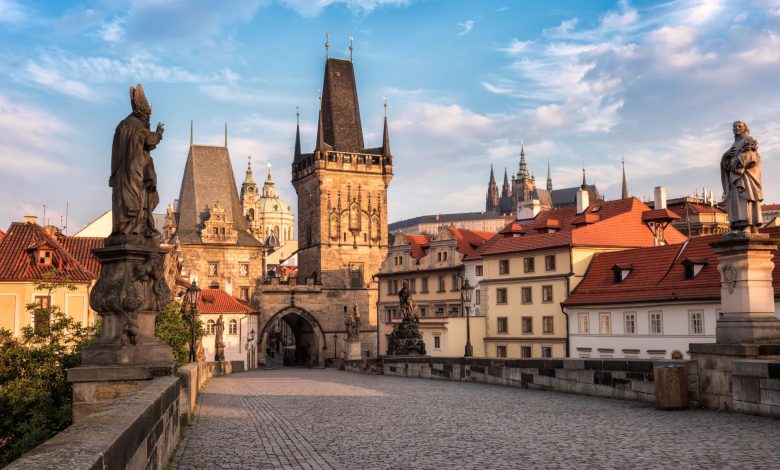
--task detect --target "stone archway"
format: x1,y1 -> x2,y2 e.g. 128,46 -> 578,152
259,306 -> 325,368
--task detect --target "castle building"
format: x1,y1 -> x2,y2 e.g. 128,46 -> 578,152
253,56 -> 392,366
239,160 -> 297,266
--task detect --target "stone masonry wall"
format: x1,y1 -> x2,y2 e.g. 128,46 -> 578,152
7,361 -> 243,470
732,360 -> 780,419
344,357 -> 701,406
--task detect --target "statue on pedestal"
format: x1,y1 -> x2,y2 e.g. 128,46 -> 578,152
721,121 -> 763,233
215,314 -> 225,362
345,303 -> 361,340
386,280 -> 426,356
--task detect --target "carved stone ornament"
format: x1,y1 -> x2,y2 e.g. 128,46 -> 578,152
720,263 -> 737,294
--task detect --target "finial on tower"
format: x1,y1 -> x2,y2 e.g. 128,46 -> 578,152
621,158 -> 629,199
267,162 -> 272,181
224,122 -> 228,148
383,96 -> 387,117
581,166 -> 587,189
325,32 -> 330,59
296,106 -> 300,126
349,35 -> 354,62
247,155 -> 251,170
190,120 -> 193,147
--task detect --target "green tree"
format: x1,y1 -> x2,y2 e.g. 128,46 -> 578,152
0,272 -> 98,467
154,301 -> 204,366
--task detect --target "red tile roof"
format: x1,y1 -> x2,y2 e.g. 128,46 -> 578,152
59,236 -> 103,277
403,234 -> 430,259
565,227 -> 780,306
641,208 -> 680,223
467,198 -> 687,260
198,288 -> 254,314
450,228 -> 494,256
0,222 -> 96,283
0,230 -> 4,242
762,204 -> 780,211
667,203 -> 725,216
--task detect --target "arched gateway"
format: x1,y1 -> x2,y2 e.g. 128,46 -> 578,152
258,306 -> 325,368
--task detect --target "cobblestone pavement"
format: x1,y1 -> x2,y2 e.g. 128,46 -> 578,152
172,368 -> 780,469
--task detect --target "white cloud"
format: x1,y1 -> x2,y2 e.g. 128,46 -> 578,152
501,38 -> 531,54
458,20 -> 474,36
545,18 -> 579,36
99,19 -> 124,43
599,0 -> 639,30
0,0 -> 25,24
649,25 -> 696,49
682,0 -> 725,26
738,32 -> 780,64
278,0 -> 410,17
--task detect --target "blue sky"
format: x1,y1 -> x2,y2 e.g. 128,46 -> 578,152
1,0 -> 780,232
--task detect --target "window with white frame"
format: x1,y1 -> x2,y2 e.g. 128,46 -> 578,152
545,254 -> 556,271
578,314 -> 590,334
206,319 -> 216,335
521,287 -> 532,304
624,312 -> 637,335
650,311 -> 663,335
496,288 -> 508,304
541,346 -> 552,358
228,319 -> 238,335
499,259 -> 509,275
434,335 -> 441,350
689,310 -> 704,335
542,285 -> 553,303
599,313 -> 611,334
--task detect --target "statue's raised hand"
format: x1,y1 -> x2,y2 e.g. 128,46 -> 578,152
156,122 -> 165,137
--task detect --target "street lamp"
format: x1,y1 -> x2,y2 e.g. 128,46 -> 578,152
247,329 -> 255,369
185,281 -> 202,363
460,277 -> 474,357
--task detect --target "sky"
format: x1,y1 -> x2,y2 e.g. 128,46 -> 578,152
1,0 -> 780,232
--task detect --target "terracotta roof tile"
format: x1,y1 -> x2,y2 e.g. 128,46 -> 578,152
0,222 -> 96,283
449,228 -> 494,256
198,288 -> 255,314
59,236 -> 103,277
641,208 -> 680,222
403,234 -> 430,259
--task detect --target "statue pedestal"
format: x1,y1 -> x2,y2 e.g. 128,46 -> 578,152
387,317 -> 427,356
345,339 -> 362,360
690,232 -> 780,410
710,233 -> 780,344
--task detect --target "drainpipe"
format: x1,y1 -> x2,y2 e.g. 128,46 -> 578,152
560,302 -> 570,359
372,274 -> 380,358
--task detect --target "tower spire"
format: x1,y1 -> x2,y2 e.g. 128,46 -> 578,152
546,159 -> 553,192
621,158 -> 629,199
325,32 -> 330,59
382,97 -> 391,158
294,107 -> 301,161
315,95 -> 326,152
518,142 -> 529,180
190,120 -> 193,147
224,122 -> 228,148
349,35 -> 354,62
581,166 -> 588,190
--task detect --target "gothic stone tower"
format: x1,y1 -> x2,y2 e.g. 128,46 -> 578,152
255,57 -> 392,366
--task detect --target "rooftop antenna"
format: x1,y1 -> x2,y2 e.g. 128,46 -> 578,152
224,122 -> 228,148
40,204 -> 46,226
325,32 -> 330,59
349,35 -> 354,62
64,201 -> 69,235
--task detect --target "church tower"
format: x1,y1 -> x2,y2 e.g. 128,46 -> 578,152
292,57 -> 393,289
485,165 -> 499,212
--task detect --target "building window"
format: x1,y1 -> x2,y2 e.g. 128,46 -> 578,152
522,316 -> 533,334
475,289 -> 481,306
228,319 -> 237,335
541,346 -> 552,358
499,259 -> 509,275
206,319 -> 216,335
650,311 -> 663,335
408,278 -> 417,293
387,280 -> 395,295
208,263 -> 218,276
435,306 -> 445,316
475,265 -> 483,276
496,288 -> 508,304
37,249 -> 53,266
578,314 -> 590,334
543,316 -> 554,334
239,263 -> 249,277
545,255 -> 556,271
524,257 -> 535,273
689,310 -> 704,335
521,346 -> 532,358
419,307 -> 428,317
421,277 -> 429,293
542,285 -> 553,303
521,287 -> 532,304
451,275 -> 459,291
437,251 -> 448,262
394,255 -> 403,266
434,336 -> 441,350
32,295 -> 51,335
448,305 -> 460,317
350,264 -> 363,288
239,287 -> 249,301
624,312 -> 636,335
497,317 -> 508,333
599,313 -> 611,334
496,345 -> 507,358
438,276 -> 446,292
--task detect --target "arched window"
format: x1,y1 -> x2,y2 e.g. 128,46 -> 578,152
247,208 -> 255,221
206,319 -> 215,335
228,319 -> 237,335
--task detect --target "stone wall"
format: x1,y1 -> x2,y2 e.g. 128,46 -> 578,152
7,360 -> 243,470
344,356 -> 700,406
732,359 -> 780,418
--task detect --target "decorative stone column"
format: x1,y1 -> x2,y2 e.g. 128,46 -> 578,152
345,338 -> 362,360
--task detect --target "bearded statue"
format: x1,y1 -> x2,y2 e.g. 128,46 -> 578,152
721,121 -> 763,233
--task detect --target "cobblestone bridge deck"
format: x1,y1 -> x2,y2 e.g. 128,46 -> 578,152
173,368 -> 779,469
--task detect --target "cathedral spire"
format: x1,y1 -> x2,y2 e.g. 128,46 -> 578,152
518,143 -> 529,180
621,158 -> 629,199
489,164 -> 496,184
546,159 -> 553,192
294,107 -> 301,162
382,97 -> 391,158
486,164 -> 499,212
315,96 -> 326,153
502,167 -> 510,196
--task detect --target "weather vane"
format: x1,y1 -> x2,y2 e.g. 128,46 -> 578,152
325,32 -> 330,59
349,35 -> 354,62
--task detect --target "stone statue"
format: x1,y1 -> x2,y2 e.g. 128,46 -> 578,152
398,280 -> 417,321
345,303 -> 361,339
387,280 -> 426,356
110,83 -> 164,241
721,121 -> 763,233
215,314 -> 225,361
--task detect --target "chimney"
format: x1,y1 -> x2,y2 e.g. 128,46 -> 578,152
576,188 -> 589,214
517,199 -> 542,220
654,186 -> 667,210
23,215 -> 38,224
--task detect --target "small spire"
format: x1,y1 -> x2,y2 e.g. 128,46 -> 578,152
190,120 -> 193,147
315,102 -> 326,152
383,96 -> 387,118
382,98 -> 391,158
581,166 -> 588,189
267,162 -> 272,181
621,158 -> 629,199
489,164 -> 496,183
349,35 -> 354,62
518,142 -> 529,179
247,155 -> 252,172
546,159 -> 553,192
224,122 -> 228,148
325,32 -> 330,59
294,107 -> 301,161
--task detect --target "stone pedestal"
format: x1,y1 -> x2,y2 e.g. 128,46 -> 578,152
345,339 -> 362,360
386,317 -> 426,356
710,233 -> 780,344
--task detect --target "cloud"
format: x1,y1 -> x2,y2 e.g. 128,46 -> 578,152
599,0 -> 639,30
545,18 -> 579,36
0,0 -> 26,24
458,20 -> 474,36
99,19 -> 124,43
501,38 -> 531,54
278,0 -> 410,17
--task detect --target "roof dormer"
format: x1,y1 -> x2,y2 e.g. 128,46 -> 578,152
611,264 -> 633,283
682,258 -> 709,279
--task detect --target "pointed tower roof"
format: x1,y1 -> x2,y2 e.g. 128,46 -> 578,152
243,156 -> 256,185
315,104 -> 328,152
518,143 -> 529,180
489,164 -> 496,184
382,100 -> 391,158
546,160 -> 553,192
581,167 -> 588,190
621,159 -> 629,199
320,58 -> 364,152
293,108 -> 302,162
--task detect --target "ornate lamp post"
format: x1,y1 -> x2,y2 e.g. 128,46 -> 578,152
247,328 -> 255,369
461,278 -> 474,357
185,281 -> 201,363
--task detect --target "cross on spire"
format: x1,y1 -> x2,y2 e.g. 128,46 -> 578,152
349,35 -> 354,62
325,32 -> 330,59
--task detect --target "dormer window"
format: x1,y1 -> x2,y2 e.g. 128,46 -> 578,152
37,249 -> 52,266
612,264 -> 633,283
682,258 -> 709,279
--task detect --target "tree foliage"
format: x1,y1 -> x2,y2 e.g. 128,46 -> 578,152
154,301 -> 204,366
0,274 -> 98,467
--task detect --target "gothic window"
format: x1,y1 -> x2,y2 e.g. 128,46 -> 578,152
209,263 -> 218,276
247,208 -> 255,221
239,264 -> 249,277
349,202 -> 360,231
349,263 -> 363,288
371,214 -> 380,241
330,213 -> 338,240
